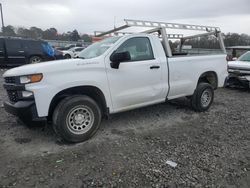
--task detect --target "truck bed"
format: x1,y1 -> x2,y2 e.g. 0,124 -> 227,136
167,54 -> 227,99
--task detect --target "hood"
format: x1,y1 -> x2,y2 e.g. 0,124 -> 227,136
3,58 -> 101,77
228,60 -> 250,69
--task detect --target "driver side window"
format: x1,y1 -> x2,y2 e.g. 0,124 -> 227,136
116,37 -> 154,61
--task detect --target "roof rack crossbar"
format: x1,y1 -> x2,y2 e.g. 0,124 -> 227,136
96,28 -> 183,39
142,27 -> 183,39
166,34 -> 184,39
182,31 -> 219,40
95,25 -> 130,37
125,19 -> 220,32
95,19 -> 221,37
94,31 -> 134,36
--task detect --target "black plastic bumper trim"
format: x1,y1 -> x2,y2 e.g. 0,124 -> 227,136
4,101 -> 46,122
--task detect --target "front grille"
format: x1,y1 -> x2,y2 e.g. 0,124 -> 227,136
4,77 -> 16,84
4,77 -> 25,103
7,90 -> 19,103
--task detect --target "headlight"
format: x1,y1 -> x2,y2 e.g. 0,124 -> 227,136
20,74 -> 43,84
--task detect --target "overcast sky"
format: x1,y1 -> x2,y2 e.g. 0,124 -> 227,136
1,0 -> 250,35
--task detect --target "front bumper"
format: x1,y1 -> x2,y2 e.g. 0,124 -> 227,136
3,76 -> 47,123
4,100 -> 46,122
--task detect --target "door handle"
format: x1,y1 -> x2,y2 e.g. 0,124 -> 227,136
18,51 -> 24,53
150,65 -> 160,69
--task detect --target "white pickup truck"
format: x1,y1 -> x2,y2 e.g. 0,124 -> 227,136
3,19 -> 228,142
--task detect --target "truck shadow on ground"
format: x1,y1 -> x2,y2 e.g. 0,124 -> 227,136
18,97 -> 194,146
0,94 -> 198,158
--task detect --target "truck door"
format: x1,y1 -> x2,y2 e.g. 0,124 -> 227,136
0,38 -> 6,66
5,39 -> 26,66
106,36 -> 164,111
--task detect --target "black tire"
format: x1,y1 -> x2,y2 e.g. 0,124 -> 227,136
29,56 -> 42,64
64,54 -> 71,59
52,95 -> 102,143
191,83 -> 214,112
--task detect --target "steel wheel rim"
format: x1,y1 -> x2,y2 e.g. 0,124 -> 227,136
31,57 -> 41,64
66,105 -> 94,135
201,89 -> 212,108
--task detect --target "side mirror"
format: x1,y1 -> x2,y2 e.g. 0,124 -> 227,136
110,51 -> 131,69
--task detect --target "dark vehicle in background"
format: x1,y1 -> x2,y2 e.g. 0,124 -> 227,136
0,37 -> 57,68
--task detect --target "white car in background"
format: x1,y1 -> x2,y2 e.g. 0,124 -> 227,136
73,47 -> 85,58
62,47 -> 85,59
227,51 -> 250,87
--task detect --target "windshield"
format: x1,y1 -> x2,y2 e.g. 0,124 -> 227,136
238,51 -> 250,62
78,37 -> 121,59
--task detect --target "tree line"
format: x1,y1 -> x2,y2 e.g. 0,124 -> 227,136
1,25 -> 250,48
170,33 -> 250,49
184,33 -> 250,49
0,25 -> 92,42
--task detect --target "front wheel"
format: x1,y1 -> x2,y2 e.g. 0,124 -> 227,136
52,95 -> 102,143
191,83 -> 214,112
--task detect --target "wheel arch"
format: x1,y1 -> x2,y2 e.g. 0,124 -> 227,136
48,85 -> 109,121
28,54 -> 43,59
197,71 -> 218,89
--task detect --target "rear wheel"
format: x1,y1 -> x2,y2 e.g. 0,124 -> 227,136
29,56 -> 42,64
191,83 -> 214,112
52,95 -> 102,143
64,54 -> 71,59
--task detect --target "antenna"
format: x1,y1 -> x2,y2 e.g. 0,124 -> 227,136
114,16 -> 116,29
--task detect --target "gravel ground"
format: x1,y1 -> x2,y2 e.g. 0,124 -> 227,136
0,69 -> 249,188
